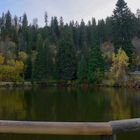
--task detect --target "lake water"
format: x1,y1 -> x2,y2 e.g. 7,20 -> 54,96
0,87 -> 140,140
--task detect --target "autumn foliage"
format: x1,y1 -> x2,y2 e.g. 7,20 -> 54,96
110,48 -> 129,86
0,55 -> 24,82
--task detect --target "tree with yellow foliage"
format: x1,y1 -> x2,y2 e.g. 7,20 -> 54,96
18,51 -> 28,62
110,48 -> 129,86
0,55 -> 25,82
15,60 -> 24,73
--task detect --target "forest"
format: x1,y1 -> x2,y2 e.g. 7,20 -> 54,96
0,0 -> 140,87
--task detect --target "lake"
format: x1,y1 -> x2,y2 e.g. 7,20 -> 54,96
0,87 -> 140,140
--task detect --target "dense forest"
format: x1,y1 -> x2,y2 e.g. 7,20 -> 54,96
0,0 -> 140,86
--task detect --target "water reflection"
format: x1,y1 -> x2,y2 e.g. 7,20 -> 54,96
0,87 -> 140,139
0,89 -> 26,120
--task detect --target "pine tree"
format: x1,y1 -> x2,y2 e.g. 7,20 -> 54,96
33,35 -> 53,82
5,11 -> 12,29
87,46 -> 104,83
135,15 -> 140,38
22,13 -> 28,29
0,13 -> 4,39
97,19 -> 106,45
59,16 -> 64,29
24,34 -> 33,80
51,17 -> 60,43
56,28 -> 77,81
112,0 -> 135,62
73,21 -> 79,50
4,11 -> 12,38
20,13 -> 28,52
32,34 -> 44,81
105,17 -> 112,41
44,11 -> 48,27
79,19 -> 87,49
14,16 -> 18,27
77,55 -> 88,82
87,18 -> 98,48
43,40 -> 54,79
12,16 -> 19,44
24,55 -> 32,80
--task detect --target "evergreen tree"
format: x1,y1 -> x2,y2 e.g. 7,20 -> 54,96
12,16 -> 19,44
87,20 -> 92,47
32,34 -> 44,81
73,21 -> 79,50
14,16 -> 18,27
0,13 -> 5,39
56,28 -> 77,81
4,11 -> 12,38
87,18 -> 98,47
87,46 -> 104,83
135,16 -> 140,38
59,16 -> 64,29
22,13 -> 28,29
44,11 -> 48,27
112,0 -> 135,62
33,35 -> 53,82
77,55 -> 88,82
51,17 -> 60,42
5,11 -> 12,29
24,33 -> 33,80
19,13 -> 28,52
105,17 -> 113,41
24,55 -> 32,80
79,19 -> 87,49
43,40 -> 54,79
97,19 -> 106,45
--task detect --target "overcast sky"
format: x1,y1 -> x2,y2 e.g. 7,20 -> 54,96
0,0 -> 140,26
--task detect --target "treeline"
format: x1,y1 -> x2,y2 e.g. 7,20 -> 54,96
0,0 -> 139,83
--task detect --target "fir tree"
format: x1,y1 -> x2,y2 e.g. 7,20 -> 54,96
24,55 -> 32,80
33,35 -> 53,82
22,13 -> 28,29
32,34 -> 44,81
79,19 -> 87,49
112,0 -> 135,62
77,55 -> 88,82
4,11 -> 12,39
43,40 -> 54,79
5,11 -> 12,29
20,13 -> 28,52
73,21 -> 79,50
56,28 -> 77,81
105,17 -> 113,41
0,13 -> 5,39
87,46 -> 104,83
97,19 -> 106,45
59,16 -> 64,29
87,18 -> 98,47
51,17 -> 60,42
44,11 -> 48,27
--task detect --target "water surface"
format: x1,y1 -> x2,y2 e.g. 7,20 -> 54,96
0,87 -> 140,140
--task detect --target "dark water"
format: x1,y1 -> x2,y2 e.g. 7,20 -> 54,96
0,87 -> 140,140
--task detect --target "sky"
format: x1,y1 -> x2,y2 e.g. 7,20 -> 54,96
0,0 -> 140,26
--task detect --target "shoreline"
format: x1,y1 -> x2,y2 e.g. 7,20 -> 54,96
0,81 -> 139,89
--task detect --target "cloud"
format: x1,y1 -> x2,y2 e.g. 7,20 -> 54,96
24,0 -> 116,25
0,0 -> 139,26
